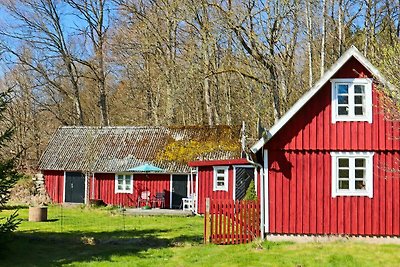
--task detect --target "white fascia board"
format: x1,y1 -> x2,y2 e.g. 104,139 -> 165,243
250,46 -> 390,153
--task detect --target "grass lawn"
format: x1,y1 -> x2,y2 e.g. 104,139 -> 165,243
1,205 -> 400,266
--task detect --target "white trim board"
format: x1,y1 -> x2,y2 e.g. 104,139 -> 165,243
251,46 -> 392,153
232,165 -> 257,200
195,167 -> 199,214
63,171 -> 66,203
169,174 -> 173,209
263,149 -> 269,233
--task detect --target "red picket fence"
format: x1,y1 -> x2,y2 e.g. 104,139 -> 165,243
204,198 -> 260,245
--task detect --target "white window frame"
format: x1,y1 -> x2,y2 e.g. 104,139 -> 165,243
213,166 -> 229,191
331,152 -> 374,198
331,78 -> 373,123
115,173 -> 133,194
233,165 -> 257,200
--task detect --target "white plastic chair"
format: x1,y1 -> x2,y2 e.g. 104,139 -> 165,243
182,193 -> 195,211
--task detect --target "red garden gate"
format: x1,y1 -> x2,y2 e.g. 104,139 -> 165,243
204,198 -> 261,245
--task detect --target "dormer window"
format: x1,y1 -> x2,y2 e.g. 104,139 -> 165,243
331,78 -> 372,123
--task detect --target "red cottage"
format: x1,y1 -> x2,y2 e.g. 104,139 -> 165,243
39,126 -> 240,209
188,158 -> 261,214
251,46 -> 400,237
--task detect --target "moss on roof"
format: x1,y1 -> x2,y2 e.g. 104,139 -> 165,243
157,126 -> 241,163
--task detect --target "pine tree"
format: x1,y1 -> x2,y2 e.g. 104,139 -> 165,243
0,91 -> 21,237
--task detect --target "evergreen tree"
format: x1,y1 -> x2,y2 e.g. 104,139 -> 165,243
0,91 -> 21,237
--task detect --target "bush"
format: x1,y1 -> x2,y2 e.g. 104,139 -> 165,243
244,179 -> 257,200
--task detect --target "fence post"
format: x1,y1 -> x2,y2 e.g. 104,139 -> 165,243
204,198 -> 211,244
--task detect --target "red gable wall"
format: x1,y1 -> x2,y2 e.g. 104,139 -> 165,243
265,57 -> 400,236
266,57 -> 400,151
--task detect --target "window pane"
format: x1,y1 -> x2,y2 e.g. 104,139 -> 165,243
354,85 -> 365,94
354,95 -> 363,104
355,158 -> 365,167
338,106 -> 349,115
339,180 -> 349,189
118,185 -> 123,190
217,169 -> 225,174
354,106 -> 364,115
337,84 -> 348,94
125,184 -> 131,190
338,95 -> 348,104
338,158 -> 349,167
339,169 -> 349,178
217,181 -> 224,186
355,181 -> 366,190
355,169 -> 365,178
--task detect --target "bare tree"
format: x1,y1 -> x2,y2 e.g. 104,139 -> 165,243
66,0 -> 110,126
0,0 -> 85,125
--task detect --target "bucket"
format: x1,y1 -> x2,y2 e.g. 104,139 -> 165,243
29,206 -> 48,222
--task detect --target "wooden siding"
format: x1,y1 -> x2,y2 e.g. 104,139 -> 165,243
266,57 -> 400,151
264,57 -> 400,236
268,151 -> 400,236
43,170 -> 64,203
197,166 -> 234,214
197,165 -> 261,214
92,173 -> 171,207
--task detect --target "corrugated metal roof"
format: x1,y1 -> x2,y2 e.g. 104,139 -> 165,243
38,126 -> 241,173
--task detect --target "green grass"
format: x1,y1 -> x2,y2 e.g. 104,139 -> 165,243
1,205 -> 400,266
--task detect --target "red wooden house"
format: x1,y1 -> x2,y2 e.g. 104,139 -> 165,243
188,158 -> 261,214
39,126 -> 240,209
251,46 -> 400,237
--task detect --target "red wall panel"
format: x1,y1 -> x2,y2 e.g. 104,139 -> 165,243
93,173 -> 171,207
266,57 -> 400,152
197,166 -> 233,214
265,57 -> 400,236
196,165 -> 261,214
268,151 -> 400,236
43,170 -> 64,203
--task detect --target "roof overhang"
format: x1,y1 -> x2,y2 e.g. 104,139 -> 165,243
188,158 -> 249,167
250,46 -> 392,153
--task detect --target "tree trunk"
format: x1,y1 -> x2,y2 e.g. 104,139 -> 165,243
320,0 -> 326,77
306,0 -> 313,87
338,0 -> 344,56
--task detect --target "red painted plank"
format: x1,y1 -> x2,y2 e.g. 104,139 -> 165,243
303,153 -> 310,234
316,152 -> 324,234
296,152 -> 303,233
289,152 -> 297,233
309,152 -> 317,234
337,196 -> 344,234
379,154 -> 386,235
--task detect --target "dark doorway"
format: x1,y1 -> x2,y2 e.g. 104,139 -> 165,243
65,172 -> 85,203
171,175 -> 188,209
235,167 -> 255,200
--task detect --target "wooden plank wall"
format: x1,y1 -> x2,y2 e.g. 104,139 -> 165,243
43,170 -> 64,203
93,173 -> 171,207
268,151 -> 400,236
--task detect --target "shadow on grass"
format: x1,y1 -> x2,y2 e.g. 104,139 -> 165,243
1,205 -> 29,210
1,228 -> 203,266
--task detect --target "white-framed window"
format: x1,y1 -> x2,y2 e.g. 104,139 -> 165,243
331,152 -> 374,198
331,78 -> 373,123
213,166 -> 229,191
115,173 -> 133,193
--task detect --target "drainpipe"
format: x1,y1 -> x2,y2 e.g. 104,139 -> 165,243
245,151 -> 265,240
